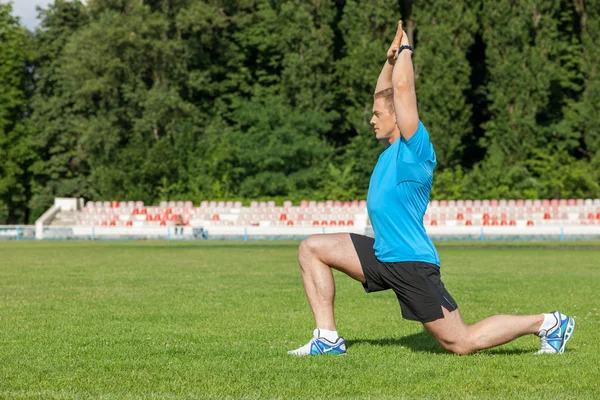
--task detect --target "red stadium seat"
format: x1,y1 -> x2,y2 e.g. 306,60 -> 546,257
510,220 -> 516,226
279,214 -> 287,221
287,220 -> 294,226
544,213 -> 551,220
321,220 -> 328,226
329,221 -> 337,226
347,220 -> 354,226
431,220 -> 438,226
457,213 -> 464,220
527,220 -> 534,226
465,220 -> 472,226
212,214 -> 220,221
126,220 -> 133,226
312,221 -> 319,226
339,220 -> 346,226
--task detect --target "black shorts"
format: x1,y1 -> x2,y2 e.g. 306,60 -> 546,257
350,233 -> 458,323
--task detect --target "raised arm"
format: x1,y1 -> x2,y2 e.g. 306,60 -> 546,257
392,25 -> 419,140
374,21 -> 404,94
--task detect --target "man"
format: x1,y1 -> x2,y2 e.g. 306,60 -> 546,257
288,21 -> 575,356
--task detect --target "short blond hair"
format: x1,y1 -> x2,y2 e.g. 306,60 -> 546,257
374,88 -> 394,114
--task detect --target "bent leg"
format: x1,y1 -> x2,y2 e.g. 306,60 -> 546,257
297,233 -> 365,331
424,307 -> 544,355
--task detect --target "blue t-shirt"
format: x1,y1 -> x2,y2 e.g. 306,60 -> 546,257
366,121 -> 440,266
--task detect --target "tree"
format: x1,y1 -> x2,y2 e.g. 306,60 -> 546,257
28,0 -> 89,219
411,0 -> 478,169
572,0 -> 600,168
334,0 -> 401,197
0,3 -> 34,223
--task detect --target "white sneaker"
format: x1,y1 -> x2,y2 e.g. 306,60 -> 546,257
538,311 -> 575,354
288,330 -> 346,356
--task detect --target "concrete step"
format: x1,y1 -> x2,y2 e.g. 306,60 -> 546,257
50,210 -> 79,226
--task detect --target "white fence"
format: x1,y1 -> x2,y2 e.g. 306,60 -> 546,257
3,224 -> 600,241
0,225 -> 36,240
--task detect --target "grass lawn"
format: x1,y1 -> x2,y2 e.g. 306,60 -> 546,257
0,240 -> 598,399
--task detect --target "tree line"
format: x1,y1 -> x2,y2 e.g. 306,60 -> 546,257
1,0 -> 599,224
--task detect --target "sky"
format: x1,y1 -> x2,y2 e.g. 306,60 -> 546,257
2,0 -> 59,31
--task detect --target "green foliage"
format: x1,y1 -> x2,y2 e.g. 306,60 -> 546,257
412,0 -> 478,168
1,0 -> 600,222
27,0 -> 90,220
0,3 -> 34,224
572,0 -> 600,166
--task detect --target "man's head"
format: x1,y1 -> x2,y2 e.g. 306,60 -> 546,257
370,88 -> 399,142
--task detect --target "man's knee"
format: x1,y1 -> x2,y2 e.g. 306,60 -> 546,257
437,337 -> 476,355
298,235 -> 322,265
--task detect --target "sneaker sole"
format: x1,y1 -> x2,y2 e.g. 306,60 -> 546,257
288,351 -> 347,356
558,317 -> 575,354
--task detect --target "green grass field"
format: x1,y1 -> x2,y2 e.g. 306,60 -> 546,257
1,241 -> 599,399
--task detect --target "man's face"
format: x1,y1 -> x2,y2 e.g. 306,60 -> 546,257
370,97 -> 396,141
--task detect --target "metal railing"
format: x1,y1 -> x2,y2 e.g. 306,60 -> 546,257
0,225 -> 36,240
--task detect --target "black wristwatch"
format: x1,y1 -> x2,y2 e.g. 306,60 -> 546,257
397,45 -> 414,57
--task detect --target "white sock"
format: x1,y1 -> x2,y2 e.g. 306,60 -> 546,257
315,328 -> 339,342
537,313 -> 558,337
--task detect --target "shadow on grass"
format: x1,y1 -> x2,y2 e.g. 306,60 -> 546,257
347,330 -> 534,355
347,331 -> 445,354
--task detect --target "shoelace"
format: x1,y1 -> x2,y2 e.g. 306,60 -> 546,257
539,335 -> 554,352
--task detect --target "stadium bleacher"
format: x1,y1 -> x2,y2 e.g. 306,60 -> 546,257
425,198 -> 600,227
76,199 -> 368,228
74,198 -> 600,228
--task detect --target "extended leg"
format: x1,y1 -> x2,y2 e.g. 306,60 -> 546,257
424,307 -> 544,355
